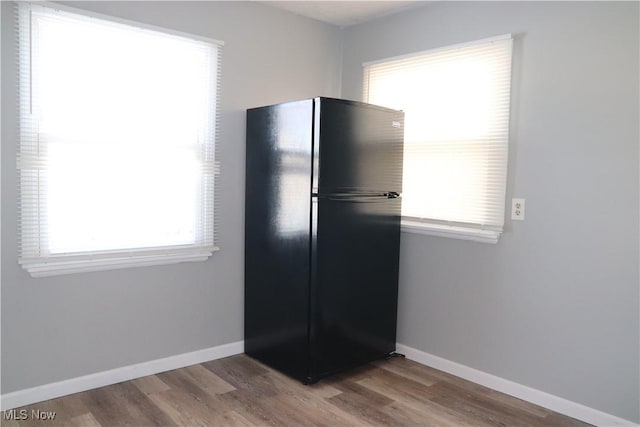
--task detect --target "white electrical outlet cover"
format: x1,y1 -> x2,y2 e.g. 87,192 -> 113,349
512,198 -> 525,220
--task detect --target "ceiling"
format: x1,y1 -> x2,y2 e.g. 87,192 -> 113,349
263,1 -> 425,27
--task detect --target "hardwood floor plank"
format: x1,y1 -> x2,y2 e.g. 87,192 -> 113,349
58,393 -> 96,419
304,382 -> 343,399
355,368 -> 488,427
80,384 -> 147,427
131,375 -> 171,396
472,386 -> 554,420
81,381 -> 175,427
202,356 -> 279,402
326,390 -> 401,426
326,362 -> 385,383
261,395 -> 328,426
425,369 -> 554,419
372,358 -> 440,387
69,412 -> 102,427
543,412 -> 595,427
203,354 -> 269,384
356,366 -> 439,403
379,357 -> 554,420
217,388 -> 288,426
429,381 -> 553,427
115,382 -> 178,427
157,368 -> 220,400
430,392 -> 537,427
222,410 -> 256,427
357,379 -> 486,426
146,389 -> 212,426
380,400 -> 488,427
325,377 -> 394,407
10,398 -> 73,427
153,369 -> 237,424
262,370 -> 368,427
258,375 -> 341,404
182,364 -> 236,395
324,379 -> 403,426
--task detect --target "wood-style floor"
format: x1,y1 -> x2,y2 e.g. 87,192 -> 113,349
3,354 -> 591,426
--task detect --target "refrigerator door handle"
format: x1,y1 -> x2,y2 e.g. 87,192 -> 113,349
315,192 -> 401,202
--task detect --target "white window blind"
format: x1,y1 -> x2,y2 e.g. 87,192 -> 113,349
364,35 -> 513,243
17,3 -> 223,276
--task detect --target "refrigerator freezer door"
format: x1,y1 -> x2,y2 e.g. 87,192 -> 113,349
245,99 -> 314,382
314,98 -> 404,195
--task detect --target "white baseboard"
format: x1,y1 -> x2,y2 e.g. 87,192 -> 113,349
0,340 -> 244,411
396,343 -> 638,427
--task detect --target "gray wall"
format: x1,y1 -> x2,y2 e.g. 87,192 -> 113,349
2,0 -> 639,423
341,1 -> 639,422
0,1 -> 341,393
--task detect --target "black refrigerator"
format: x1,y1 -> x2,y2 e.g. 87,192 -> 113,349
245,97 -> 404,383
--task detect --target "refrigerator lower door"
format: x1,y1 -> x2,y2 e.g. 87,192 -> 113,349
309,196 -> 401,380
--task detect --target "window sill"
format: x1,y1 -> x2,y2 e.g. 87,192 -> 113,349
20,247 -> 220,278
401,220 -> 500,244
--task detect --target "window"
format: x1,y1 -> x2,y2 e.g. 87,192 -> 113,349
17,3 -> 222,277
364,35 -> 513,243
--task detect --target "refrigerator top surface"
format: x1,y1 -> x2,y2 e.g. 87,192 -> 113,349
247,97 -> 403,115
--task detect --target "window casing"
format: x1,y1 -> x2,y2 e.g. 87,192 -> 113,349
363,35 -> 513,243
17,3 -> 223,277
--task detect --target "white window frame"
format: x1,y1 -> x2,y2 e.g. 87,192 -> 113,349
363,35 -> 513,244
17,2 -> 223,277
